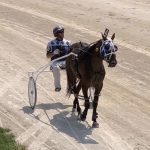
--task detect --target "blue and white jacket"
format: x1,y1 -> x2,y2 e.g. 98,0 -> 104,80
47,38 -> 71,56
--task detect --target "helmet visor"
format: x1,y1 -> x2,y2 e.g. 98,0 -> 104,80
56,29 -> 64,34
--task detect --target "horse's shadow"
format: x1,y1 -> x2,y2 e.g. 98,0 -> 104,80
22,102 -> 98,144
46,110 -> 98,144
22,102 -> 71,114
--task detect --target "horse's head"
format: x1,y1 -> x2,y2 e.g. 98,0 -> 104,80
100,28 -> 118,67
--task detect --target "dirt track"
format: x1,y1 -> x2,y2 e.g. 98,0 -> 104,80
0,0 -> 150,150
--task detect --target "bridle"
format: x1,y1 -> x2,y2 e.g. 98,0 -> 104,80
100,38 -> 118,61
77,41 -> 97,56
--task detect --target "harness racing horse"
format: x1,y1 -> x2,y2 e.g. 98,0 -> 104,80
66,29 -> 118,128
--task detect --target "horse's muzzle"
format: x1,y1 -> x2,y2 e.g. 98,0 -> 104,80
108,60 -> 117,67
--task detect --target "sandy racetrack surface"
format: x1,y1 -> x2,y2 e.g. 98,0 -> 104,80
0,0 -> 150,150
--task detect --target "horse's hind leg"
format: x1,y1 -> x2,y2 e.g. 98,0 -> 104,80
80,86 -> 90,121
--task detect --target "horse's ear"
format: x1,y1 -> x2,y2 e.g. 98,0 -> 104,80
104,28 -> 109,37
101,32 -> 106,40
111,33 -> 115,40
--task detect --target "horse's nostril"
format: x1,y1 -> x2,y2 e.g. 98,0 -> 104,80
112,60 -> 117,64
108,60 -> 117,67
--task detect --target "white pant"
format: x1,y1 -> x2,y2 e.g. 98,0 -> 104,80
51,60 -> 66,88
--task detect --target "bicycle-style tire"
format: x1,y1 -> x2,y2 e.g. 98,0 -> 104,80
28,77 -> 37,109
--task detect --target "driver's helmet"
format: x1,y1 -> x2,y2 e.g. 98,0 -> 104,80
53,25 -> 64,37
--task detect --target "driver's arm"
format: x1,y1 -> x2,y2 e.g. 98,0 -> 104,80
46,51 -> 54,58
46,42 -> 54,59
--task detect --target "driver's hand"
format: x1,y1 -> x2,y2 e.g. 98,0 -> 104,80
46,51 -> 53,58
53,49 -> 60,55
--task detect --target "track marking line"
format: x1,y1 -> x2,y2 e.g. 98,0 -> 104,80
0,107 -> 53,150
16,121 -> 45,143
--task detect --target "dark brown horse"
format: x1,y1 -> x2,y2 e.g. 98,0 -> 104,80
66,29 -> 118,128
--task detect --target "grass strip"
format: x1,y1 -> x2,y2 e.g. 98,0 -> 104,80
0,127 -> 26,150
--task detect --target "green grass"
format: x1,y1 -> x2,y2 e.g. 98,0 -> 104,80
0,127 -> 26,150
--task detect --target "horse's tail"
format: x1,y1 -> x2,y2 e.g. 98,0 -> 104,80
66,62 -> 76,97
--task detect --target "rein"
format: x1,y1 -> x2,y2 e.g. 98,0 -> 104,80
78,41 -> 98,56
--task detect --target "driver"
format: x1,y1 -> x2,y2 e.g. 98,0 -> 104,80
46,25 -> 71,92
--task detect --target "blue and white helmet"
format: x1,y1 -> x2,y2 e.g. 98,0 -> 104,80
53,25 -> 64,37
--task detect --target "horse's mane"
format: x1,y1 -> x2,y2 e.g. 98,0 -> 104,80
68,39 -> 102,58
88,39 -> 102,54
76,40 -> 101,56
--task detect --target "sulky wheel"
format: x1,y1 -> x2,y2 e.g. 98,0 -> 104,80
28,77 -> 37,110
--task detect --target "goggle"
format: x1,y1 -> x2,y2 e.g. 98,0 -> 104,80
56,29 -> 64,34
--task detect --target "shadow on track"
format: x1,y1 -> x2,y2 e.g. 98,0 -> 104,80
22,102 -> 99,144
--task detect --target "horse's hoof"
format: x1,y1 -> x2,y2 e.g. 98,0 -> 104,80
72,108 -> 76,112
80,114 -> 86,121
92,122 -> 99,128
77,108 -> 81,115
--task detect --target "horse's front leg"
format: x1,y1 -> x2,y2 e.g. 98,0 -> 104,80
92,83 -> 103,128
72,81 -> 82,116
80,86 -> 90,121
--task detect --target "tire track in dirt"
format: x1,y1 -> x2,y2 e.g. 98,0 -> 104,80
0,2 -> 149,149
31,75 -> 133,150
0,46 -> 128,150
1,2 -> 149,102
0,73 -> 23,97
100,84 -> 150,148
0,21 -> 146,149
27,127 -> 52,150
0,75 -> 88,150
0,3 -> 148,92
0,55 -> 85,150
16,121 -> 46,144
0,44 -> 88,150
1,14 -> 149,104
0,1 -> 150,57
0,105 -> 56,150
